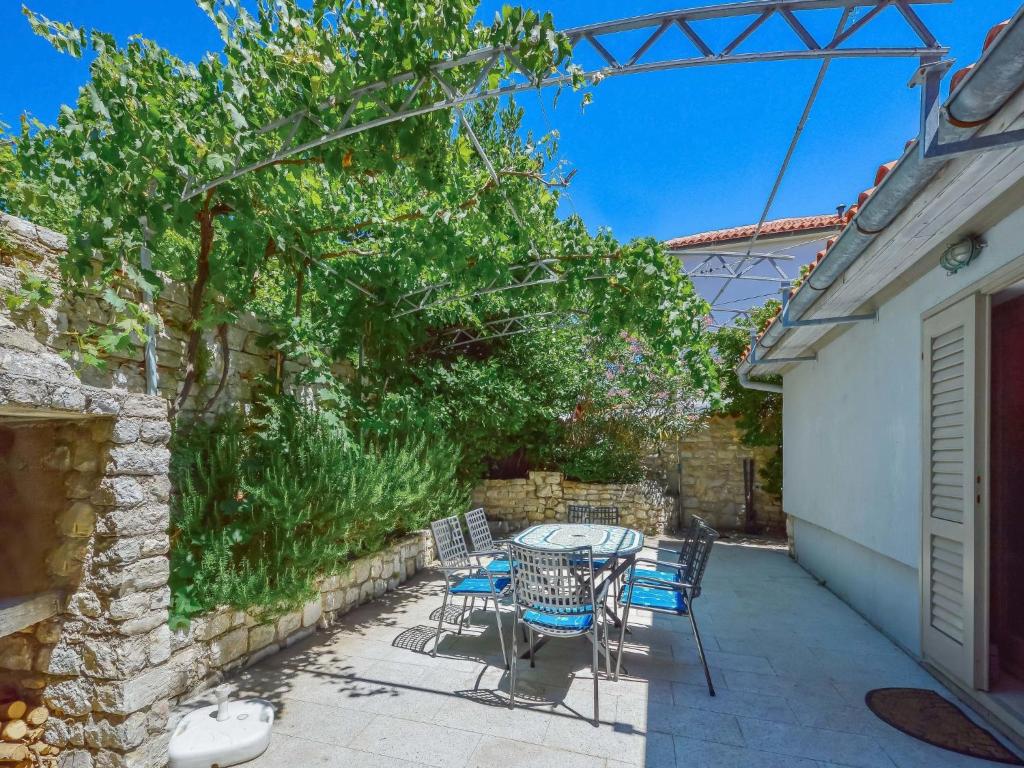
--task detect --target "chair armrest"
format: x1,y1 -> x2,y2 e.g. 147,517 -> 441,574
631,557 -> 684,572
439,564 -> 483,577
472,548 -> 507,559
628,574 -> 681,590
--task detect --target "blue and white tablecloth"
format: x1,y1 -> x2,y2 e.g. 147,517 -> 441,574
513,523 -> 644,557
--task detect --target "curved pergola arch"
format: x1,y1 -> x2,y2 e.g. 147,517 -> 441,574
183,0 -> 948,200
178,1 -> 953,355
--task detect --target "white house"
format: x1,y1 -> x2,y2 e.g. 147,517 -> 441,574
665,214 -> 843,329
738,10 -> 1024,741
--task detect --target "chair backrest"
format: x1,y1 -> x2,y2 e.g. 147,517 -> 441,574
464,507 -> 494,552
680,520 -> 718,599
509,543 -> 595,614
430,515 -> 472,570
567,504 -> 620,525
677,514 -> 706,565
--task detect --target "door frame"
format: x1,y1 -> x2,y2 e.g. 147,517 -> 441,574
920,254 -> 1024,693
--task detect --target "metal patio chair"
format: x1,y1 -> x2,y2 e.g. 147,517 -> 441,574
566,504 -> 621,571
430,515 -> 509,667
508,542 -> 610,725
567,503 -> 620,525
615,519 -> 719,695
636,514 -> 706,584
465,507 -> 511,577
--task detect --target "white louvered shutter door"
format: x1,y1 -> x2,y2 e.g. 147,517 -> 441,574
921,295 -> 983,688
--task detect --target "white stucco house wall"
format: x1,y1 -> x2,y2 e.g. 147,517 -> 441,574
738,10 -> 1024,743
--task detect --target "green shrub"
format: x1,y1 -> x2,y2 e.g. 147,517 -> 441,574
552,415 -> 648,484
168,396 -> 469,627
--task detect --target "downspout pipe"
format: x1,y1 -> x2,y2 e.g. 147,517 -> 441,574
741,7 -> 1024,387
738,369 -> 784,394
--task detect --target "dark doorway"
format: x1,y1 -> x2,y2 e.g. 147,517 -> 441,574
990,288 -> 1024,701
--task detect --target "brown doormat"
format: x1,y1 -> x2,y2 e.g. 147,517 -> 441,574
866,688 -> 1023,765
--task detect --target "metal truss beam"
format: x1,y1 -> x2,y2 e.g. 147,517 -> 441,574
682,251 -> 794,281
439,310 -> 578,349
184,0 -> 948,200
395,259 -> 609,317
395,259 -> 560,317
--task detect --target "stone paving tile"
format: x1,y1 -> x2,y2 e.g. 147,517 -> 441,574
271,696 -> 377,746
467,736 -> 607,768
606,730 -> 676,768
616,695 -> 745,746
670,680 -> 799,725
672,734 -> 825,768
736,717 -> 897,768
196,538 -> 1024,768
349,714 -> 483,768
248,731 -> 431,767
433,690 -> 554,744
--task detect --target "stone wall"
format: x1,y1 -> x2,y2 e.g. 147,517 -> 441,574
0,314 -> 174,768
667,414 -> 783,532
0,213 -> 325,414
166,531 -> 433,703
471,470 -> 671,536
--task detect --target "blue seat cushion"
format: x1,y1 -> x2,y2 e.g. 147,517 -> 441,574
632,567 -> 681,584
523,608 -> 594,632
619,583 -> 687,614
450,576 -> 510,595
483,559 -> 511,574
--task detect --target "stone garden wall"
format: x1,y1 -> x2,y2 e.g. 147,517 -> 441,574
666,415 -> 784,532
165,532 -> 433,703
0,213 -> 327,415
471,470 -> 672,536
0,213 -> 380,768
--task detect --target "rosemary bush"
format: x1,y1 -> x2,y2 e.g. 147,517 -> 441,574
168,397 -> 468,627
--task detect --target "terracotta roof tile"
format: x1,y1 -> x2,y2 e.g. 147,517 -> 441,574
664,214 -> 842,250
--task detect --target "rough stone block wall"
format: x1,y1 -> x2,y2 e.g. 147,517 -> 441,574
166,531 -> 433,703
471,471 -> 671,536
0,212 -> 327,414
668,415 -> 783,531
0,316 -> 173,768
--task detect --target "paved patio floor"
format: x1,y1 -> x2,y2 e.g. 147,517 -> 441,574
196,537 -> 1023,767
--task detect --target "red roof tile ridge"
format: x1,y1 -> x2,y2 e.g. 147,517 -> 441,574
665,214 -> 842,249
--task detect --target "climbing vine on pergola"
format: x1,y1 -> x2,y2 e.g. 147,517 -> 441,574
3,0 -> 946,440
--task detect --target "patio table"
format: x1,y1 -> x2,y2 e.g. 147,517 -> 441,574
511,523 -> 643,661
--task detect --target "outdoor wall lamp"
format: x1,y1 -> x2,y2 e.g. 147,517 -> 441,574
940,235 -> 985,274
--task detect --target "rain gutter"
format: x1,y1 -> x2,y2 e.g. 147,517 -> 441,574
740,7 -> 1024,385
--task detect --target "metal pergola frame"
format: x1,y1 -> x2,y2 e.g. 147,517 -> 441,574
163,0 -> 955,370
394,257 -> 614,317
438,310 -> 580,349
182,0 -> 948,201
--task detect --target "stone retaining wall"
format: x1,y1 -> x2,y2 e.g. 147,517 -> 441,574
166,531 -> 433,703
471,471 -> 671,536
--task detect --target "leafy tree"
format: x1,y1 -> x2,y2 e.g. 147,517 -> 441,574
710,301 -> 782,496
3,0 -> 717,466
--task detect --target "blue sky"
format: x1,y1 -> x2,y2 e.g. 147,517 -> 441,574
1,0 -> 1017,246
